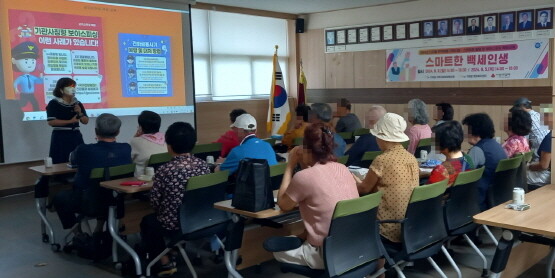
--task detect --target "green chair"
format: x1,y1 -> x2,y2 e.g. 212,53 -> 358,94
488,156 -> 523,208
145,171 -> 230,278
337,155 -> 349,165
292,137 -> 303,146
415,138 -> 432,158
147,152 -> 172,170
338,131 -> 354,144
443,167 -> 487,277
359,151 -> 382,168
401,140 -> 410,150
192,142 -> 222,161
269,163 -> 287,190
262,138 -> 277,146
383,179 -> 454,278
353,128 -> 370,136
514,151 -> 533,192
264,191 -> 387,278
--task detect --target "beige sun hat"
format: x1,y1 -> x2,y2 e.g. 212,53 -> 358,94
370,113 -> 409,142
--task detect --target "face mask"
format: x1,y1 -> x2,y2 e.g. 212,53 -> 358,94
63,86 -> 76,96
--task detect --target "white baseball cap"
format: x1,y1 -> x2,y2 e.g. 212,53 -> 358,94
370,113 -> 409,142
231,113 -> 257,130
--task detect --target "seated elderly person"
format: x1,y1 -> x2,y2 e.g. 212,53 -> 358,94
427,121 -> 475,186
52,113 -> 131,232
215,108 -> 247,158
406,99 -> 432,155
140,122 -> 210,277
345,105 -> 386,166
335,98 -> 362,133
462,113 -> 507,211
355,113 -> 419,270
502,109 -> 531,158
217,113 -> 277,175
273,123 -> 359,269
130,110 -> 167,177
281,104 -> 311,148
528,106 -> 552,188
310,103 -> 346,157
434,103 -> 454,126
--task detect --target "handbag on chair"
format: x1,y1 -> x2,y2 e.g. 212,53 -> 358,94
232,158 -> 275,212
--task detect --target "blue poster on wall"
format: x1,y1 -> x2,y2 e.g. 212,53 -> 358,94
118,33 -> 172,97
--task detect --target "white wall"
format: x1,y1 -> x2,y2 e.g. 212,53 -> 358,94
307,0 -> 554,29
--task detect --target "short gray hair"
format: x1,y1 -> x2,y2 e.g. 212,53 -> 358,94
95,113 -> 121,138
408,99 -> 429,125
310,103 -> 333,123
368,105 -> 387,118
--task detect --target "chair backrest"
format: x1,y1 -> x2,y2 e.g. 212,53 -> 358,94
147,152 -> 172,170
86,163 -> 136,217
262,138 -> 277,146
269,163 -> 287,190
192,142 -> 222,161
324,191 -> 384,278
402,179 -> 448,255
488,156 -> 523,207
401,140 -> 410,150
353,128 -> 370,136
414,138 -> 432,158
337,155 -> 349,165
444,167 -> 485,233
338,132 -> 354,144
292,137 -> 303,146
179,171 -> 230,234
359,151 -> 383,168
514,151 -> 533,192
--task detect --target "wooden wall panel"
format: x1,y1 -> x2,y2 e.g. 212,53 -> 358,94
287,19 -> 298,98
298,29 -> 326,89
307,87 -> 551,106
460,80 -> 503,87
354,51 -> 386,88
195,98 -> 297,144
419,81 -> 457,88
325,52 -> 355,88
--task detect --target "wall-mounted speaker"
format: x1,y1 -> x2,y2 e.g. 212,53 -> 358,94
296,18 -> 305,33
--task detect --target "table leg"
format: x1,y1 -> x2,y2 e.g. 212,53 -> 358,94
489,230 -> 516,277
108,195 -> 142,276
224,214 -> 245,278
225,250 -> 242,278
35,197 -> 57,249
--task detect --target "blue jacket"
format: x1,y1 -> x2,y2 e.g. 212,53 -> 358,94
220,135 -> 278,175
475,138 -> 507,210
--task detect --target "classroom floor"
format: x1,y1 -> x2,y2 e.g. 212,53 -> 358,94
0,191 -> 550,278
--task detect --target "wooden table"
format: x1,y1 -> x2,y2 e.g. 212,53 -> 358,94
28,163 -> 77,251
100,177 -> 152,277
474,184 -> 555,278
214,191 -> 302,278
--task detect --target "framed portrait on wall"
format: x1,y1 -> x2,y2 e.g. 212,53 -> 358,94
408,22 -> 421,39
499,12 -> 516,32
358,27 -> 369,43
336,29 -> 346,44
382,24 -> 394,41
395,23 -> 407,40
517,10 -> 534,31
347,28 -> 358,44
483,14 -> 498,33
421,20 -> 435,37
451,17 -> 465,36
466,16 -> 481,35
436,19 -> 449,37
536,8 -> 553,29
325,30 -> 335,45
370,26 -> 382,42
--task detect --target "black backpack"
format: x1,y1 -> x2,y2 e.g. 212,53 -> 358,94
232,158 -> 275,212
70,231 -> 112,262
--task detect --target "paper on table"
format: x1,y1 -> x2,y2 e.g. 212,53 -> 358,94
349,168 -> 369,180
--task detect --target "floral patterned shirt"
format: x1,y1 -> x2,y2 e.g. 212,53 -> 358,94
150,154 -> 211,230
502,135 -> 530,158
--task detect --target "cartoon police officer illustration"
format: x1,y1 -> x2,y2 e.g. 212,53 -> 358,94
11,41 -> 43,111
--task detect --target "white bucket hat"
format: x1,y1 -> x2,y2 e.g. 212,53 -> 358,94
370,113 -> 409,142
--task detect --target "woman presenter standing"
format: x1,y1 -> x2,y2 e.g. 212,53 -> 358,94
46,77 -> 88,164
